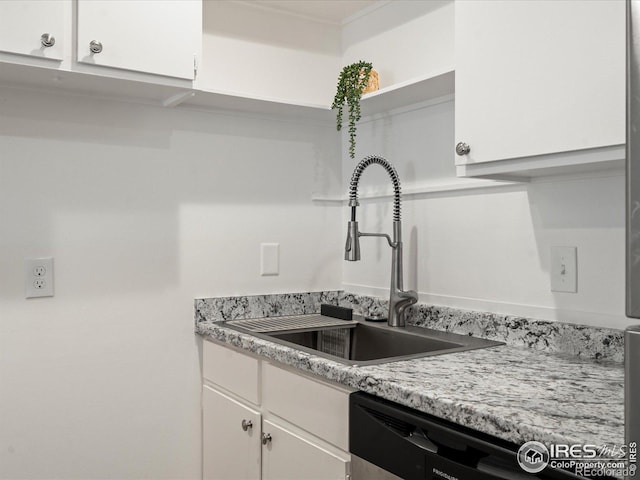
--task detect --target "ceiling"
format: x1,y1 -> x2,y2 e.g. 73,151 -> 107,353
246,0 -> 381,24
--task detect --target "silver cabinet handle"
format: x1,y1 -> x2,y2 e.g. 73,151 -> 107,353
41,33 -> 55,48
89,40 -> 103,54
261,433 -> 272,445
456,142 -> 471,156
241,419 -> 252,432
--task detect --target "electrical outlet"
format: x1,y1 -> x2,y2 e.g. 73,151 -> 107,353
25,257 -> 54,298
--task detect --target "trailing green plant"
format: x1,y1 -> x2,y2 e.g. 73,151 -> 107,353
331,61 -> 373,159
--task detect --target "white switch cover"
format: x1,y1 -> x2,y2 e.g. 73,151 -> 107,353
260,243 -> 279,276
25,257 -> 54,298
550,246 -> 577,293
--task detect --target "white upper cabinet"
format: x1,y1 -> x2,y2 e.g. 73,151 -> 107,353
455,0 -> 626,178
76,0 -> 201,80
0,0 -> 66,61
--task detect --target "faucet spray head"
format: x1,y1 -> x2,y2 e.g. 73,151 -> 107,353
344,221 -> 361,261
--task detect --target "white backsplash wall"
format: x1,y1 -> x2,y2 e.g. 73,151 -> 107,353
342,98 -> 628,329
0,87 -> 342,479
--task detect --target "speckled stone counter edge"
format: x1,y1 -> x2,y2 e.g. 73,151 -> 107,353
196,320 -> 624,448
195,290 -> 624,362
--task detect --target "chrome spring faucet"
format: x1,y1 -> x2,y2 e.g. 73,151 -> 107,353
344,155 -> 418,327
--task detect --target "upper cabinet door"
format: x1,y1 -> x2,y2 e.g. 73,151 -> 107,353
455,0 -> 625,168
0,0 -> 65,61
76,0 -> 201,80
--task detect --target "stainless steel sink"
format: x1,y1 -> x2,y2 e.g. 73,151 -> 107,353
219,314 -> 503,366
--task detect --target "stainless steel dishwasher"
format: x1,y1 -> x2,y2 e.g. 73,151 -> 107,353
349,392 -> 614,480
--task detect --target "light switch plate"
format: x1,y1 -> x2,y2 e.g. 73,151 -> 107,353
260,243 -> 279,276
550,246 -> 577,293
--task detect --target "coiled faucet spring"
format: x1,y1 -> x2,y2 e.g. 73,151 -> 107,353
348,155 -> 402,222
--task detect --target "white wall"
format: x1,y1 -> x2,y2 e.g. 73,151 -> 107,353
0,87 -> 342,479
341,98 -> 629,329
200,0 -> 341,106
342,0 -> 454,87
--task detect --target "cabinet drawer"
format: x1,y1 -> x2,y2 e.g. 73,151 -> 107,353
203,340 -> 259,405
262,363 -> 352,451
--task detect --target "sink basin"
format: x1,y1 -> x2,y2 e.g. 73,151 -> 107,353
219,315 -> 503,366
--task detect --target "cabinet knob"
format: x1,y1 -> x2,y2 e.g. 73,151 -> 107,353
455,142 -> 471,156
40,34 -> 55,48
241,419 -> 252,432
89,40 -> 103,54
261,433 -> 272,445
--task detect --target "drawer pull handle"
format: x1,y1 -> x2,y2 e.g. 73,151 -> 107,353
241,419 -> 252,432
455,142 -> 471,156
41,33 -> 55,48
262,433 -> 272,445
89,40 -> 103,54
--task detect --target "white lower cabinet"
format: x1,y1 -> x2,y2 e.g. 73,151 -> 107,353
202,340 -> 352,480
262,419 -> 350,480
203,385 -> 261,480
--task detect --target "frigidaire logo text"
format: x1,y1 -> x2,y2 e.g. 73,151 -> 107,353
432,467 -> 458,480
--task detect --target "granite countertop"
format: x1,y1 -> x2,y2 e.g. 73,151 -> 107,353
195,291 -> 625,449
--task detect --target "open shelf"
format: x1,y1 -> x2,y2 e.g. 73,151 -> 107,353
180,68 -> 455,121
360,68 -> 455,117
178,88 -> 334,122
0,60 -> 456,122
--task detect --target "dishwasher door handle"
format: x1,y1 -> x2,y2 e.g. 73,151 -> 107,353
406,430 -> 438,453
